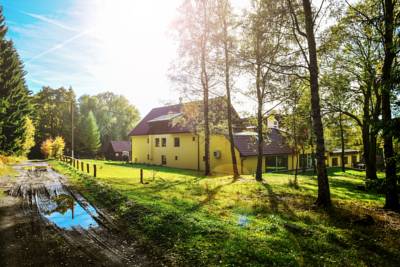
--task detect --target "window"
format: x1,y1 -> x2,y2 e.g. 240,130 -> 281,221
161,155 -> 167,165
147,154 -> 149,160
147,138 -> 149,144
351,155 -> 357,164
192,136 -> 196,141
162,138 -> 166,147
332,158 -> 338,167
175,156 -> 178,160
343,156 -> 348,165
265,155 -> 288,172
155,138 -> 160,147
174,137 -> 180,147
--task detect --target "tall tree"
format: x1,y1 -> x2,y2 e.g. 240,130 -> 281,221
81,111 -> 101,157
343,0 -> 399,209
216,0 -> 239,178
172,0 -> 219,176
322,2 -> 382,180
241,0 -> 288,181
288,0 -> 331,206
0,7 -> 33,155
380,0 -> 398,210
32,86 -> 78,157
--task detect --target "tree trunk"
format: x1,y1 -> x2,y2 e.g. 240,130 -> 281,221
201,59 -> 211,176
381,0 -> 398,210
255,97 -> 263,181
222,13 -> 239,178
200,0 -> 211,177
339,112 -> 345,172
302,0 -> 331,207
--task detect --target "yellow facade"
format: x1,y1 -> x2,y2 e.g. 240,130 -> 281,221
132,133 -> 362,175
131,133 -> 243,174
326,153 -> 361,168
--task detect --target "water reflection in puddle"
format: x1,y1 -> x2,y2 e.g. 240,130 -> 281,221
43,194 -> 98,230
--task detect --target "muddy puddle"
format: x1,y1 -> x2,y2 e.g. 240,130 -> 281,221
5,161 -> 151,266
9,164 -> 99,230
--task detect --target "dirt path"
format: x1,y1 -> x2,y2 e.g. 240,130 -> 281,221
0,161 -> 152,267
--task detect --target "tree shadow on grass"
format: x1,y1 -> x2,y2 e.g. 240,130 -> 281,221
105,162 -> 203,178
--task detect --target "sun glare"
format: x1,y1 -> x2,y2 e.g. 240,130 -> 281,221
76,0 -> 180,107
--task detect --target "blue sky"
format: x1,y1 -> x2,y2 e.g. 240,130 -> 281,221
1,0 -> 261,116
1,0 -> 185,115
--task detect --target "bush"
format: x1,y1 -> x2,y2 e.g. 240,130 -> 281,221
40,136 -> 65,159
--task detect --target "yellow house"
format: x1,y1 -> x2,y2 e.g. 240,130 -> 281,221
129,101 -> 362,175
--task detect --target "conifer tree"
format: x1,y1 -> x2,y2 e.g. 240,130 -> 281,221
81,111 -> 101,157
0,7 -> 33,155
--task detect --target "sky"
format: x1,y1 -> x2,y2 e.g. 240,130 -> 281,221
1,0 -> 252,117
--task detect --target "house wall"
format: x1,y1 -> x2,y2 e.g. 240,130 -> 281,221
132,133 -> 243,174
326,153 -> 361,168
199,135 -> 243,174
131,133 -> 199,170
132,133 -> 362,175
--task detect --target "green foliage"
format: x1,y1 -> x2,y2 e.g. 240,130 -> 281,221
32,86 -> 77,157
0,7 -> 33,155
78,92 -> 140,149
51,160 -> 399,266
21,117 -> 35,156
80,111 -> 101,157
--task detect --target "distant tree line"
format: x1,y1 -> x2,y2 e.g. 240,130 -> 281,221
31,88 -> 140,159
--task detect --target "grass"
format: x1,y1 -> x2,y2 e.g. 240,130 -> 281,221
51,160 -> 400,267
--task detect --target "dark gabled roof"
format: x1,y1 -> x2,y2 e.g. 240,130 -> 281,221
232,128 -> 293,157
109,141 -> 131,152
128,104 -> 190,136
128,97 -> 243,136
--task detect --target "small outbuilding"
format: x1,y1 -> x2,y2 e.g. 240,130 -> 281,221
106,141 -> 131,161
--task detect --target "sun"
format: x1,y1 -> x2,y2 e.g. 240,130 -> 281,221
77,0 -> 181,94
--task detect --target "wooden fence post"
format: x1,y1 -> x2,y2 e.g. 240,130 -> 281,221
140,169 -> 143,184
73,159 -> 75,168
94,164 -> 97,177
87,163 -> 89,173
81,162 -> 84,171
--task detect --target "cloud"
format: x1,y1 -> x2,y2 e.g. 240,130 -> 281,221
21,11 -> 79,32
25,29 -> 91,64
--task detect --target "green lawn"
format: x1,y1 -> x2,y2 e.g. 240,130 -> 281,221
51,160 -> 400,267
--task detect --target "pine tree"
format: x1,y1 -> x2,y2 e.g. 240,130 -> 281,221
82,111 -> 100,157
0,7 -> 33,155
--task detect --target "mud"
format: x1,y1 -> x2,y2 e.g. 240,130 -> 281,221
0,161 -> 152,267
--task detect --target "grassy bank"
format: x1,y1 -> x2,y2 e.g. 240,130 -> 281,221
51,160 -> 400,266
0,155 -> 21,177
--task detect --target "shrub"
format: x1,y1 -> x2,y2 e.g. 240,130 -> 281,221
52,136 -> 65,158
40,138 -> 53,159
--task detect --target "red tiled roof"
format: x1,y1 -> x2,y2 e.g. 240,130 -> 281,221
109,141 -> 131,152
233,128 -> 293,156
